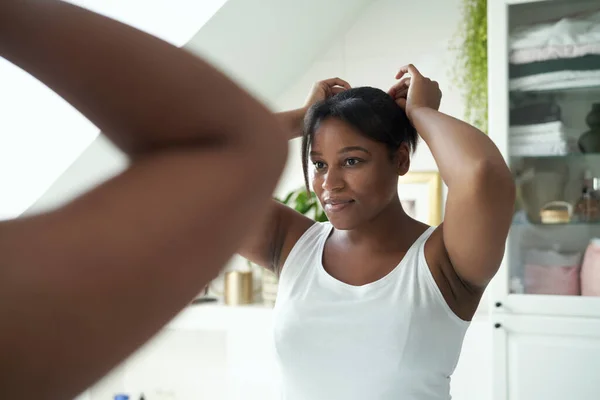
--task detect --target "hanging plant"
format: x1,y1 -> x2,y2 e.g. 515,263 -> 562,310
450,0 -> 488,132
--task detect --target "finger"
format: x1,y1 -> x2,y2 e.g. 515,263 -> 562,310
331,87 -> 347,95
388,77 -> 411,97
322,77 -> 351,90
398,76 -> 411,88
397,98 -> 407,110
394,64 -> 422,79
395,88 -> 409,99
389,86 -> 408,99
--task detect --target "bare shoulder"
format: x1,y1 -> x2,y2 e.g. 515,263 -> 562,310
423,223 -> 485,321
239,199 -> 316,275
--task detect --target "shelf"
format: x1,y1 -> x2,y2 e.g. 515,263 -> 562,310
512,219 -> 600,226
495,293 -> 600,319
510,81 -> 600,95
509,152 -> 600,159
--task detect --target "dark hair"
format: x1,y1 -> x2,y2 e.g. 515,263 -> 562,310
301,86 -> 418,192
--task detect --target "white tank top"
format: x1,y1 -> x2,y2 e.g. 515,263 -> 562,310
272,222 -> 470,400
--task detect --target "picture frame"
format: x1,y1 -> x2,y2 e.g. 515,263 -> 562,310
398,171 -> 443,226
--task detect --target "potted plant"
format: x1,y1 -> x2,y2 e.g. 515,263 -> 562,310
278,187 -> 328,222
258,187 -> 327,306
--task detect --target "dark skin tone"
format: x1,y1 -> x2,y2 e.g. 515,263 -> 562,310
241,68 -> 515,322
311,118 -> 429,287
0,1 -> 286,399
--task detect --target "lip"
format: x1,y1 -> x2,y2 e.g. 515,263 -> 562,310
323,198 -> 355,213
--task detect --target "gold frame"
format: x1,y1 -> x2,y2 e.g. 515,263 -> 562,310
398,171 -> 443,226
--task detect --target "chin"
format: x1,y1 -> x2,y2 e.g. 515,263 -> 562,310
325,214 -> 361,231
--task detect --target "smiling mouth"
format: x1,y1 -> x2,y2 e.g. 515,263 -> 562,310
324,200 -> 355,212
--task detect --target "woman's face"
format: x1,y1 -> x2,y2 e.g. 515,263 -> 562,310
310,118 -> 410,230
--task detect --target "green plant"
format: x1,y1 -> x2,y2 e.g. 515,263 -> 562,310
450,0 -> 488,132
277,187 -> 328,222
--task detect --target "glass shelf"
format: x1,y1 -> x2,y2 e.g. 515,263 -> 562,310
512,220 -> 600,226
510,153 -> 600,160
510,81 -> 600,95
504,0 -> 600,304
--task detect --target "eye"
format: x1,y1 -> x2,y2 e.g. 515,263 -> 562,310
344,158 -> 361,167
313,161 -> 326,170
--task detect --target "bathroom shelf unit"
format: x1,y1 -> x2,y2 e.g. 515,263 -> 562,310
488,0 -> 600,399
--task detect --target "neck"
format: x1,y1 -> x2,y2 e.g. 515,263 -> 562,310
335,196 -> 420,252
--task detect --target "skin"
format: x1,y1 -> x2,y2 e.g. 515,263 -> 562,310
0,1 -> 287,399
240,68 -> 516,322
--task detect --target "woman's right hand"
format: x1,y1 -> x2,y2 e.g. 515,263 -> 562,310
303,77 -> 351,109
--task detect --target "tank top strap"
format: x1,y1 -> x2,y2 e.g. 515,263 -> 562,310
411,226 -> 436,255
277,222 -> 333,296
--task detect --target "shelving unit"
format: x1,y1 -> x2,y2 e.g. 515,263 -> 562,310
488,0 -> 600,399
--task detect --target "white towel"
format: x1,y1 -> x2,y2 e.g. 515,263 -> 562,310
510,142 -> 571,156
510,10 -> 600,50
510,121 -> 563,136
510,131 -> 565,144
510,43 -> 600,64
509,69 -> 600,91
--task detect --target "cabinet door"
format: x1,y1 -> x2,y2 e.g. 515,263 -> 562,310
492,315 -> 600,400
488,0 -> 600,318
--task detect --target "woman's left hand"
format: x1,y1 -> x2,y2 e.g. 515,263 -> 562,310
387,64 -> 442,118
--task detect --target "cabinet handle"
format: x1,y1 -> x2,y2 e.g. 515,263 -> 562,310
495,302 -> 502,308
494,323 -> 502,329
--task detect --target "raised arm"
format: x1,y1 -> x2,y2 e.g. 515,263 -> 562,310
389,64 -> 515,289
240,78 -> 351,274
0,1 -> 287,399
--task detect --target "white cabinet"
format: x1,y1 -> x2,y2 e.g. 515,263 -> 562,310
492,315 -> 600,400
488,0 -> 600,316
487,0 -> 600,398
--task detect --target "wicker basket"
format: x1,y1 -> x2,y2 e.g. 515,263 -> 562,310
539,201 -> 572,224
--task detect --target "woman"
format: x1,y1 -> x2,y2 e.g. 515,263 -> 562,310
0,1 -> 286,399
241,67 -> 515,399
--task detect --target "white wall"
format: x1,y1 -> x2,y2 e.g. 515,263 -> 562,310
185,0 -> 373,103
24,136 -> 128,214
0,56 -> 98,220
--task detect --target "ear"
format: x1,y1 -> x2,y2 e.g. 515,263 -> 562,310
395,142 -> 411,176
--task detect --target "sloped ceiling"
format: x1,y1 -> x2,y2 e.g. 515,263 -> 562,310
20,0 -> 371,216
184,0 -> 372,104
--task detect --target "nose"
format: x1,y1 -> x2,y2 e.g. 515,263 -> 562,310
321,167 -> 345,192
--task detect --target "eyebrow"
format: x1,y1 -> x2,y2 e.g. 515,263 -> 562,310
310,146 -> 371,157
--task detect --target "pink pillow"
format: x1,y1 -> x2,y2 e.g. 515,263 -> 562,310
524,264 -> 581,296
581,239 -> 600,296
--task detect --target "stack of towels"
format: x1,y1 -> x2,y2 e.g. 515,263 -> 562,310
509,101 -> 574,156
509,10 -> 600,91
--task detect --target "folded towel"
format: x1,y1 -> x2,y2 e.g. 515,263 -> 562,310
510,132 -> 565,144
511,43 -> 600,64
510,121 -> 563,136
510,142 -> 571,156
510,10 -> 600,51
509,55 -> 600,79
510,102 -> 561,125
510,69 -> 600,91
